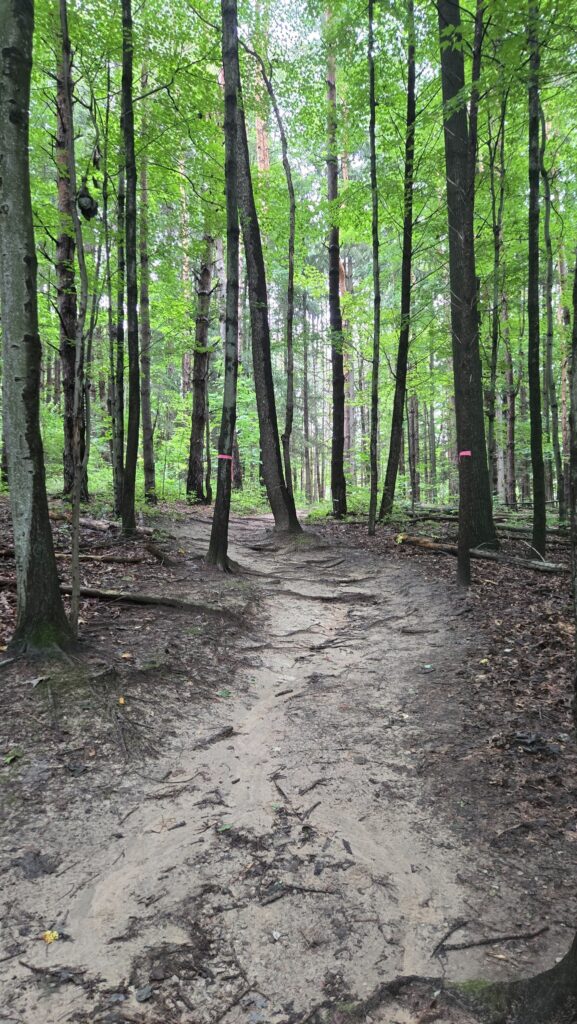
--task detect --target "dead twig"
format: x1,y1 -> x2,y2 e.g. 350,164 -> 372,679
442,925 -> 549,952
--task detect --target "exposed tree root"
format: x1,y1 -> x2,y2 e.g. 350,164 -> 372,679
0,577 -> 244,622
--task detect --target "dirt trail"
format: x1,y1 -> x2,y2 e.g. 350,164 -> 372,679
0,516 -> 562,1023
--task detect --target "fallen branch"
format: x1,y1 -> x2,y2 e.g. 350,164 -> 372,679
397,535 -> 568,574
442,925 -> 549,952
0,578 -> 239,620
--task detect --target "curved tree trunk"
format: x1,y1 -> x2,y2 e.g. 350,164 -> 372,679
0,0 -> 72,649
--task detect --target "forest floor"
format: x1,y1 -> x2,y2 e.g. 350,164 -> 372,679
0,500 -> 576,1024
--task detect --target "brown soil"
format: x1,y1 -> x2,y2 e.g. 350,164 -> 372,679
0,504 -> 575,1024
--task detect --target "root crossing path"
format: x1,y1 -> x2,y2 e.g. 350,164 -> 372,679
1,516 -> 554,1024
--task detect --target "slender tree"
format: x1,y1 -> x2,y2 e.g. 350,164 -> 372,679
139,66 -> 156,505
234,11 -> 301,532
379,0 -> 415,523
0,0 -> 72,649
367,0 -> 381,536
120,0 -> 140,534
326,16 -> 347,519
187,234 -> 214,503
55,14 -> 88,503
527,1 -> 546,555
207,0 -> 240,569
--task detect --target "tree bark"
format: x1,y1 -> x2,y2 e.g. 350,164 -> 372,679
139,68 -> 156,505
380,0 -> 415,523
437,0 -> 497,582
0,0 -> 72,649
326,25 -> 347,519
539,105 -> 565,520
234,12 -> 300,532
113,168 -> 126,516
527,1 -> 546,555
303,293 -> 313,503
486,97 -> 507,498
207,0 -> 240,569
187,235 -> 213,504
55,32 -> 88,502
366,0 -> 381,534
120,0 -> 140,535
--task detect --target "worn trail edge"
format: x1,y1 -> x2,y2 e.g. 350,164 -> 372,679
0,516 -> 561,1024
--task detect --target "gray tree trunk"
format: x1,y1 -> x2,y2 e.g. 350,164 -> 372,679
0,0 -> 72,649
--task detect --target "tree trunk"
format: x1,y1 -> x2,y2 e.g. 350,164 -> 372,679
55,38 -> 88,502
120,0 -> 140,535
487,97 -> 507,498
234,10 -> 300,533
303,294 -> 313,504
139,70 -> 156,505
113,168 -> 126,516
539,105 -> 565,520
187,235 -> 213,504
207,0 -> 240,570
437,0 -> 496,581
380,0 -> 415,522
527,1 -> 546,554
367,1 -> 381,533
326,17 -> 347,519
249,46 -> 296,501
0,0 -> 72,649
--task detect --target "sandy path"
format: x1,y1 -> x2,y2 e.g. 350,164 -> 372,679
0,516 -> 544,1023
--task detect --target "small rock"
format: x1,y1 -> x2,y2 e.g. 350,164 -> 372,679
135,985 -> 153,1003
149,965 -> 166,982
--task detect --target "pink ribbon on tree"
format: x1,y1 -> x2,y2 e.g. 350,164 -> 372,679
459,450 -> 472,459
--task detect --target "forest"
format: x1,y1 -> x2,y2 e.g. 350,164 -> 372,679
1,0 -> 577,1021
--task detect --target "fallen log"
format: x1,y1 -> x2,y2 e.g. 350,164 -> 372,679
397,535 -> 569,574
0,578 -> 240,620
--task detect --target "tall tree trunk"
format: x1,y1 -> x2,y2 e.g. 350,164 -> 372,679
120,0 -> 140,535
55,32 -> 88,502
487,96 -> 507,498
303,294 -> 313,503
113,168 -> 126,516
539,105 -> 565,519
367,1 -> 381,533
503,298 -> 517,507
234,10 -> 300,533
207,0 -> 240,570
187,235 -> 213,504
437,0 -> 496,585
326,17 -> 347,518
0,0 -> 72,649
139,69 -> 156,505
248,45 -> 296,501
59,0 -> 91,634
527,1 -> 546,554
380,0 -> 415,521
